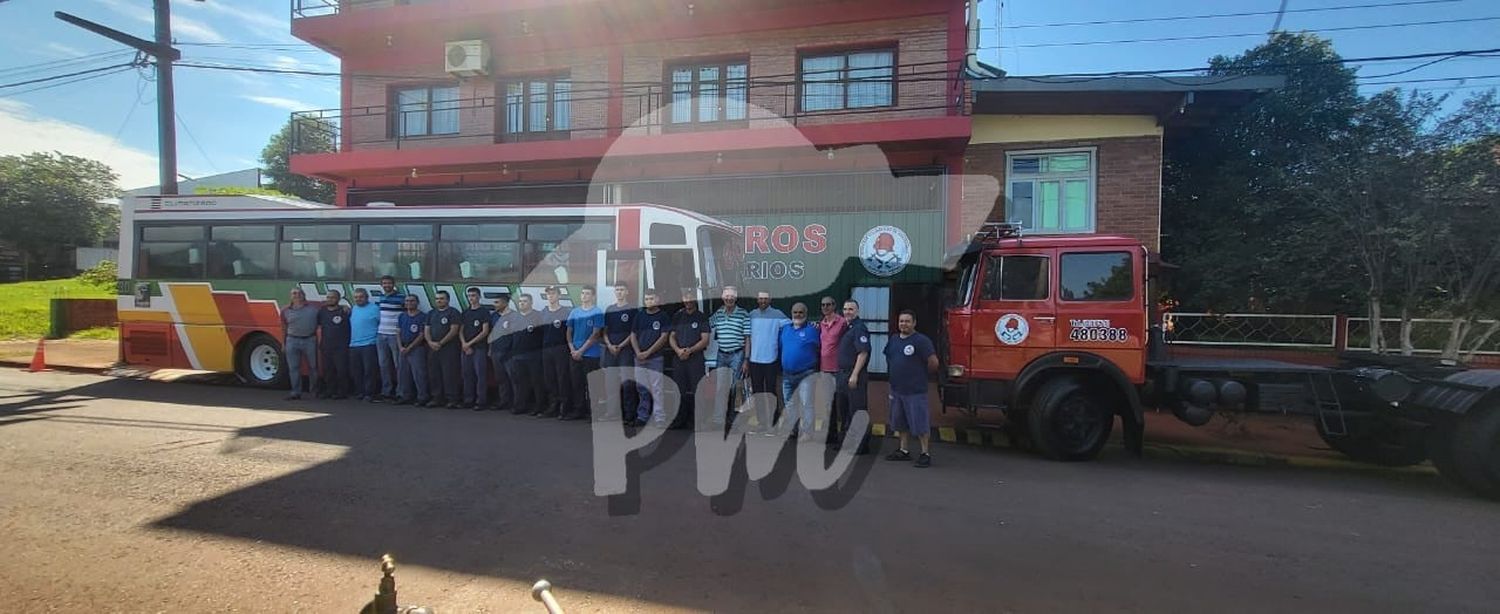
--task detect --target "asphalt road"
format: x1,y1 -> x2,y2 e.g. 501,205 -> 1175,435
2,369 -> 1498,613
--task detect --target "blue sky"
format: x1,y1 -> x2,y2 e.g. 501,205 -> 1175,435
0,0 -> 1496,190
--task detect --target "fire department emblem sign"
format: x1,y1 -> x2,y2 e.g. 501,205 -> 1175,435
859,225 -> 911,277
995,314 -> 1029,346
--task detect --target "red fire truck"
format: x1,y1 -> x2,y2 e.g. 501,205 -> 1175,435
940,224 -> 1500,500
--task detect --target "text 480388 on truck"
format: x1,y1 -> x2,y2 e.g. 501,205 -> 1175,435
940,223 -> 1500,500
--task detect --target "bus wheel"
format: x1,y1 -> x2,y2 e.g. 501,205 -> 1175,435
1027,375 -> 1112,462
1314,417 -> 1427,467
1442,404 -> 1500,501
237,334 -> 288,389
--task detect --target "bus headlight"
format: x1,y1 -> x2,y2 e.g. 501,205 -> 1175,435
946,365 -> 966,378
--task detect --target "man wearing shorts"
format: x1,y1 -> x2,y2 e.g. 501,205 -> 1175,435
883,310 -> 938,468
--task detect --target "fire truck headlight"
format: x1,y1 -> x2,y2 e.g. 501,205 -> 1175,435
946,365 -> 966,378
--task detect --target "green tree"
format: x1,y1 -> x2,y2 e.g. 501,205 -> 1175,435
193,185 -> 291,197
1163,33 -> 1365,313
260,116 -> 335,204
0,152 -> 119,278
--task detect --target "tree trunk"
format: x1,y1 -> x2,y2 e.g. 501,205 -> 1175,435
1368,296 -> 1386,353
1464,320 -> 1500,361
1442,318 -> 1470,361
1399,306 -> 1415,356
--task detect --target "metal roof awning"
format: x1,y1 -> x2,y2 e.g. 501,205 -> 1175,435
972,75 -> 1285,128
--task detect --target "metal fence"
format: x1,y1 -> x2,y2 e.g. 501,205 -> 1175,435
1161,313 -> 1338,348
1346,318 -> 1500,356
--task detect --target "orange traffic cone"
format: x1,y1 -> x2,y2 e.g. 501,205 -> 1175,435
26,338 -> 48,373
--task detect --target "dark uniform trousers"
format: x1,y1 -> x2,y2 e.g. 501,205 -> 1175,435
599,347 -> 638,421
832,367 -> 872,453
429,344 -> 462,404
673,353 -> 707,429
749,360 -> 781,426
540,346 -> 570,416
508,352 -> 543,415
567,355 -> 601,419
489,349 -> 513,411
319,344 -> 349,398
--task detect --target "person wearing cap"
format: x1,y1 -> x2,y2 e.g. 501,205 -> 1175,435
538,286 -> 573,418
601,282 -> 639,422
630,288 -> 671,427
486,293 -> 514,412
315,289 -> 351,400
425,290 -> 463,408
566,285 -> 604,421
395,294 -> 430,406
669,288 -> 710,429
280,287 -> 321,401
348,288 -> 383,403
374,275 -> 406,401
778,302 -> 823,441
832,299 -> 872,454
708,285 -> 750,427
459,287 -> 492,410
748,291 -> 789,433
507,293 -> 544,415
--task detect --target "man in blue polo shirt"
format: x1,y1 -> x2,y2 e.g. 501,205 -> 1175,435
348,288 -> 383,402
566,285 -> 604,421
883,309 -> 938,468
778,302 -> 822,441
601,282 -> 638,422
396,294 -> 430,406
631,288 -> 672,427
374,275 -> 406,401
538,286 -> 572,418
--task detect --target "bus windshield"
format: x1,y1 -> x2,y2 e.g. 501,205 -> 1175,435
698,226 -> 742,290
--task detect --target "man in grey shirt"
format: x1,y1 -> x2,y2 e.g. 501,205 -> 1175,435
280,287 -> 321,400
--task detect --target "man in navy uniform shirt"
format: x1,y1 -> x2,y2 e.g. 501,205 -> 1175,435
833,299 -> 872,454
538,286 -> 573,418
459,287 -> 491,410
601,282 -> 638,422
669,288 -> 710,429
424,290 -> 463,408
486,294 -> 514,412
316,289 -> 351,400
396,295 -> 430,406
631,288 -> 672,427
508,293 -> 544,416
883,310 -> 938,468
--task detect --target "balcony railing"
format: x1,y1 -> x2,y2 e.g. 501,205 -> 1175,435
289,77 -> 964,156
291,0 -> 413,19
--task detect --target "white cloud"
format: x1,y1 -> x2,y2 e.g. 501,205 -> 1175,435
242,95 -> 314,112
45,42 -> 87,58
93,0 -> 226,43
0,100 -> 160,190
182,1 -> 287,40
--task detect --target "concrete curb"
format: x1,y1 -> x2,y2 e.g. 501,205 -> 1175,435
0,359 -> 115,375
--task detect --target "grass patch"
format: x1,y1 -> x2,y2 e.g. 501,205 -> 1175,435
69,327 -> 119,340
0,278 -> 115,340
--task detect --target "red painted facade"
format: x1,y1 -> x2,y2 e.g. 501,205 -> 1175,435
289,0 -> 974,244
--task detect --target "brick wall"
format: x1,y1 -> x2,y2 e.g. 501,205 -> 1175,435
962,136 -> 1163,249
50,298 -> 117,338
343,14 -> 951,149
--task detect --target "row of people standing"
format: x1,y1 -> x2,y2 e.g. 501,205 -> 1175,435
279,281 -> 929,462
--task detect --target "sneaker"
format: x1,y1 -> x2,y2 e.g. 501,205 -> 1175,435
915,453 -> 932,468
471,404 -> 485,412
885,449 -> 912,462
446,402 -> 461,409
368,396 -> 384,404
283,393 -> 302,401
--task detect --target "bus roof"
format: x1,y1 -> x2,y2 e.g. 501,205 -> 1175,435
130,196 -> 735,229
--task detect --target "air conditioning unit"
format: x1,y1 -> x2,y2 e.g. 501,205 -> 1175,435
444,40 -> 490,77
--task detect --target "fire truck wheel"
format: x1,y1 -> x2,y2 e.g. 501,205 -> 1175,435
1314,417 -> 1428,467
1442,404 -> 1500,500
1027,375 -> 1113,462
236,334 -> 289,389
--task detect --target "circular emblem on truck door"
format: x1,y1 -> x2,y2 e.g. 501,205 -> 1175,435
858,225 -> 911,277
995,314 -> 1029,346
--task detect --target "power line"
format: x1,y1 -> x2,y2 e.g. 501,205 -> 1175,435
1359,73 -> 1500,86
0,50 -> 136,78
0,62 -> 138,90
998,15 -> 1500,50
1000,0 -> 1460,29
0,65 -> 137,98
175,110 -> 219,173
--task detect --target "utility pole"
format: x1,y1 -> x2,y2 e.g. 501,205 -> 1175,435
57,1 -> 200,195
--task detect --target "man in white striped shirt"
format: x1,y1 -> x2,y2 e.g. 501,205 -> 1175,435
374,275 -> 406,401
708,286 -> 750,427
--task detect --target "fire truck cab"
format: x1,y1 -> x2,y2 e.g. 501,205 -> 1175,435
942,224 -> 1150,461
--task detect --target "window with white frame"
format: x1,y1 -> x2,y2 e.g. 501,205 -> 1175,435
393,85 -> 460,137
503,75 -> 571,140
669,59 -> 748,124
799,48 -> 895,112
1005,150 -> 1095,234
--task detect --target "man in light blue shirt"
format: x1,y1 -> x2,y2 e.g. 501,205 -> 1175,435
566,285 -> 605,420
348,288 -> 383,402
748,291 -> 788,434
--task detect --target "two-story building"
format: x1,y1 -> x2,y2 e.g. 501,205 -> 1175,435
287,0 -> 1277,351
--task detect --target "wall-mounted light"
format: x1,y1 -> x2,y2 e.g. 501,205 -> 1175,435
502,164 -> 509,175
715,152 -> 723,164
687,3 -> 696,16
826,149 -> 835,160
385,35 -> 394,47
410,168 -> 419,178
521,20 -> 531,35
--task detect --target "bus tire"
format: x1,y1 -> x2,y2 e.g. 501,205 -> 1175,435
1444,404 -> 1500,500
237,333 -> 288,389
1314,417 -> 1428,467
1026,375 -> 1112,462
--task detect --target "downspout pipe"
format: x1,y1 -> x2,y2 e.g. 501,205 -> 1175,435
964,0 -> 1004,79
